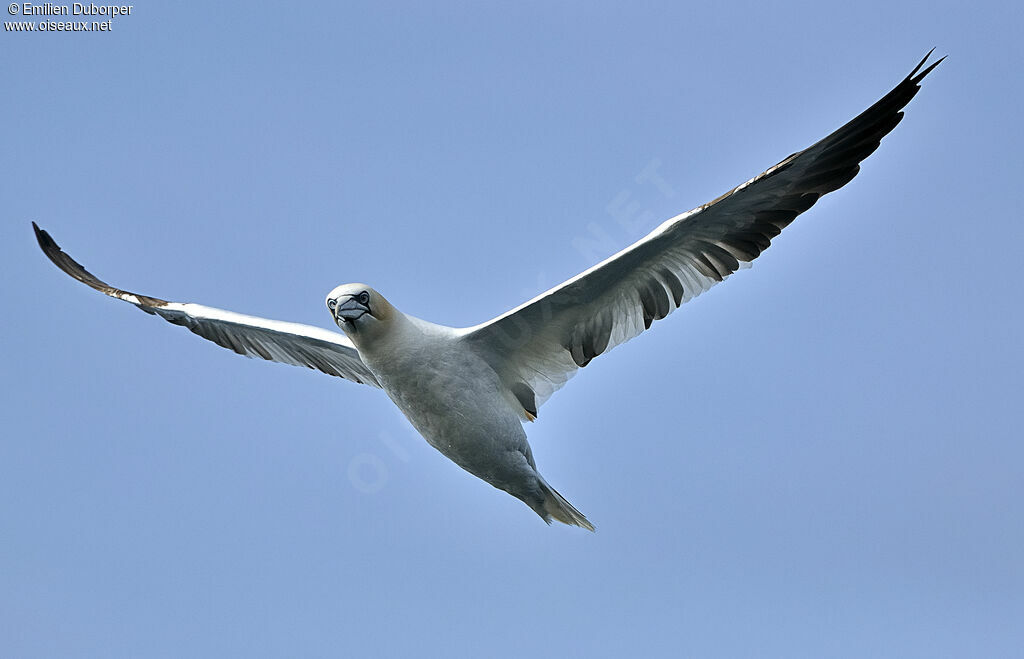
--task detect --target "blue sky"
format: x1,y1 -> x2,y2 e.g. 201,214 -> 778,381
3,2 -> 1022,657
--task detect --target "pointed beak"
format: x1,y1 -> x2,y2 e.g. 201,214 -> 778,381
335,296 -> 370,322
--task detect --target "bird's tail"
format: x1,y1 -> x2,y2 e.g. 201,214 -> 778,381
538,478 -> 595,531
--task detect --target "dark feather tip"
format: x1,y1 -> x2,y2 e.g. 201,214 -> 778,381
32,222 -> 57,252
909,49 -> 945,84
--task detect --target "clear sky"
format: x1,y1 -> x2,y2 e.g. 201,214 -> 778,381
3,2 -> 1022,657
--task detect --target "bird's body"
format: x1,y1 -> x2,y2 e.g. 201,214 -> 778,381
32,53 -> 942,530
332,286 -> 590,527
362,313 -> 531,491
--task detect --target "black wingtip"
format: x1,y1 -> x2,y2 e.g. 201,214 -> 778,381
914,55 -> 946,83
908,49 -> 945,84
32,223 -> 171,309
32,222 -> 91,283
32,221 -> 59,255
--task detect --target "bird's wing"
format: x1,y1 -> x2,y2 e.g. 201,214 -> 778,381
461,52 -> 942,418
33,223 -> 381,387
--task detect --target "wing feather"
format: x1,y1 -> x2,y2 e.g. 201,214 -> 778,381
462,52 -> 942,414
33,223 -> 380,387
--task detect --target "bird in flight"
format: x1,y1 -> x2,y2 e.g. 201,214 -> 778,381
34,52 -> 942,531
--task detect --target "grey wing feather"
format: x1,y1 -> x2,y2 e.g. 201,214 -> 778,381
33,223 -> 380,387
462,52 -> 943,415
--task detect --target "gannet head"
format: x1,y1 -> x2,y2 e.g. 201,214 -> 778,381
325,283 -> 394,336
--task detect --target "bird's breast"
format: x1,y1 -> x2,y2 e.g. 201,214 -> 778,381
365,333 -> 527,467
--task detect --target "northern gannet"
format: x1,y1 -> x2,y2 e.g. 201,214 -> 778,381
33,52 -> 943,530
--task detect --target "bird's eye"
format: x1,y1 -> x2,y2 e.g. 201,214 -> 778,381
357,292 -> 369,305
327,299 -> 337,310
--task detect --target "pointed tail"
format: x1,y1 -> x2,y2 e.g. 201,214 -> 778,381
539,478 -> 595,531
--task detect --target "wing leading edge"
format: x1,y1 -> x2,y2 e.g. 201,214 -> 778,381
33,223 -> 380,387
